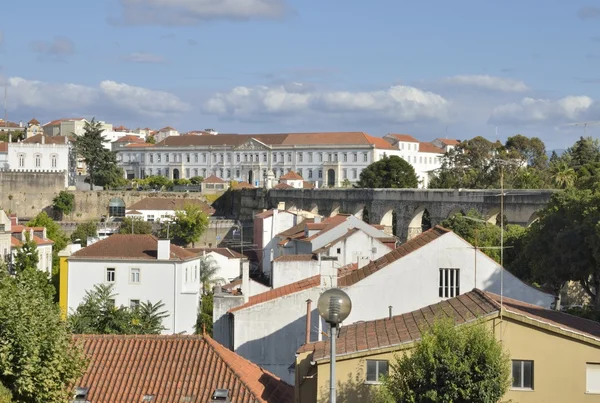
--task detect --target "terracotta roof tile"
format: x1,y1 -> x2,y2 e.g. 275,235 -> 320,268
254,209 -> 293,219
74,334 -> 293,403
419,142 -> 445,154
303,181 -> 314,189
338,226 -> 451,287
203,174 -> 226,184
69,234 -> 196,261
28,118 -> 40,125
280,171 -> 303,180
365,134 -> 394,150
234,181 -> 256,189
23,134 -> 69,144
127,198 -> 214,214
125,143 -> 155,148
437,138 -> 460,145
273,183 -> 294,189
115,135 -> 144,143
387,133 -> 419,143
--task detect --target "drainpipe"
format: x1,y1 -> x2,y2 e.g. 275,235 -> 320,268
305,299 -> 312,344
389,306 -> 392,319
173,262 -> 177,333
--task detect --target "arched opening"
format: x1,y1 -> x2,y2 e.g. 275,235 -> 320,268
485,208 -> 500,225
109,198 -> 125,218
527,212 -> 540,227
447,207 -> 465,219
358,206 -> 369,223
173,169 -> 180,180
407,206 -> 432,240
327,169 -> 335,187
248,170 -> 254,185
310,203 -> 319,215
380,209 -> 395,236
329,203 -> 341,217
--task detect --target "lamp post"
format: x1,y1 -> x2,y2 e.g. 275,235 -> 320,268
317,288 -> 352,403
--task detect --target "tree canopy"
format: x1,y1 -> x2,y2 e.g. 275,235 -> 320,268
14,232 -> 39,274
357,155 -> 419,188
52,191 -> 75,218
118,216 -> 153,235
380,319 -> 510,403
70,221 -> 98,246
165,204 -> 210,247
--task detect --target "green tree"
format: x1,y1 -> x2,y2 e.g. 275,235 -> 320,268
70,221 -> 98,246
118,216 -> 153,234
550,161 -> 576,189
94,153 -> 128,189
170,204 -> 210,247
14,232 -> 39,274
199,255 -> 225,295
69,283 -> 168,334
0,263 -> 87,402
195,294 -> 213,336
0,383 -> 12,403
341,178 -> 352,188
52,191 -> 75,219
189,176 -> 204,185
145,175 -> 173,190
382,319 -> 510,403
145,135 -> 156,144
357,155 -> 419,188
505,134 -> 547,168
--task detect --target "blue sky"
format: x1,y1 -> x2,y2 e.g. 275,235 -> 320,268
2,0 -> 600,149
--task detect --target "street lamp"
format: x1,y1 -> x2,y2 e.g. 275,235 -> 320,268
317,288 -> 352,403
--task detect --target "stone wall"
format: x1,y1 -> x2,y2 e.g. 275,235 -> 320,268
0,171 -> 66,217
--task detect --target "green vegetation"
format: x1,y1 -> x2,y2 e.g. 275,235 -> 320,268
69,284 -> 169,334
118,216 -> 153,234
158,204 -> 210,247
357,155 -> 419,188
199,255 -> 225,295
145,135 -> 156,144
195,294 -> 214,336
52,191 -> 75,218
14,232 -> 39,273
378,319 -> 510,403
0,260 -> 87,402
70,221 -> 98,246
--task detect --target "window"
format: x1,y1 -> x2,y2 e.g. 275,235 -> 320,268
287,153 -> 292,162
343,153 -> 347,162
194,153 -> 199,163
328,153 -> 332,162
352,168 -> 357,179
255,154 -> 259,162
34,154 -> 41,167
166,154 -> 169,162
366,360 -> 389,383
107,298 -> 116,307
220,154 -> 224,162
439,268 -> 460,298
353,153 -> 358,162
130,299 -> 140,309
51,154 -> 57,168
308,152 -> 313,163
298,168 -> 303,177
336,248 -> 341,254
147,215 -> 154,222
263,153 -> 267,162
219,168 -> 224,177
586,363 -> 600,393
202,153 -> 207,163
130,268 -> 140,283
186,154 -> 190,163
157,154 -> 162,163
202,168 -> 207,177
318,169 -> 323,178
236,169 -> 240,177
298,153 -> 303,163
334,153 -> 338,162
165,168 -> 169,177
185,168 -> 190,178
512,360 -> 534,390
318,153 -> 323,162
212,154 -> 216,162
226,169 -> 231,178
244,154 -> 248,162
106,268 -> 116,282
150,154 -> 154,163
280,168 -> 284,176
227,153 -> 231,163
308,169 -> 313,179
185,267 -> 189,283
157,168 -> 162,176
342,169 -> 347,179
273,153 -> 277,162
363,153 -> 368,162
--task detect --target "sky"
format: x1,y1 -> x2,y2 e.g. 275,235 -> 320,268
2,1 -> 600,149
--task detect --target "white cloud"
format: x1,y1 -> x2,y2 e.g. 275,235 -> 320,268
115,0 -> 288,25
488,95 -> 594,125
122,52 -> 165,64
442,75 -> 529,93
6,76 -> 189,117
205,83 -> 449,123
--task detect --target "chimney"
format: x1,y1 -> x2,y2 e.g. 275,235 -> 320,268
389,306 -> 393,319
19,121 -> 22,128
241,259 -> 249,303
314,216 -> 322,224
305,299 -> 312,344
8,133 -> 11,143
41,135 -> 45,145
157,239 -> 170,260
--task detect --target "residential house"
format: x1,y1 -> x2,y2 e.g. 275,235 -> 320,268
73,334 -> 293,403
296,289 -> 600,403
432,137 -> 461,153
187,247 -> 249,284
125,197 -> 214,222
0,119 -> 24,133
0,210 -> 12,263
203,174 -> 229,192
154,126 -> 180,143
63,234 -> 203,334
278,170 -> 304,188
213,226 -> 553,383
10,223 -> 54,275
25,118 -> 42,138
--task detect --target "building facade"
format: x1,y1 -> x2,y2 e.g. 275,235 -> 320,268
116,132 -> 451,188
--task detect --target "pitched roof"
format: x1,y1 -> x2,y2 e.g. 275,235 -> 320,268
303,181 -> 314,189
22,134 -> 69,144
125,143 -> 155,148
69,234 -> 197,261
43,117 -> 85,127
387,133 -> 419,143
233,181 -> 256,189
273,254 -> 318,262
419,142 -> 444,154
159,126 -> 176,132
188,247 -> 246,259
273,182 -> 294,189
298,289 -> 600,361
28,118 -> 40,125
280,171 -> 303,180
0,119 -> 21,128
114,135 -> 144,143
74,334 -> 293,403
203,174 -> 226,184
365,134 -> 394,150
436,138 -> 460,146
254,209 -> 294,219
155,132 -> 396,149
338,226 -> 451,287
127,197 -> 214,214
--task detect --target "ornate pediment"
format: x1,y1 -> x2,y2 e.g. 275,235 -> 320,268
235,138 -> 270,151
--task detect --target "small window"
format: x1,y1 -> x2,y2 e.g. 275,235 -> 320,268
73,386 -> 89,401
106,268 -> 115,282
363,153 -> 368,162
512,360 -> 534,390
439,268 -> 460,298
586,363 -> 600,394
130,299 -> 140,309
366,360 -> 389,383
130,268 -> 140,283
336,248 -> 341,254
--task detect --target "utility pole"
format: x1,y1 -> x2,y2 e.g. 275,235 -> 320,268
3,80 -> 7,131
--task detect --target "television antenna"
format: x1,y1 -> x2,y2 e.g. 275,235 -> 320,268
561,121 -> 600,137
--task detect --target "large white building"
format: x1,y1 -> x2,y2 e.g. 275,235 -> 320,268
116,132 -> 458,188
65,234 -> 203,334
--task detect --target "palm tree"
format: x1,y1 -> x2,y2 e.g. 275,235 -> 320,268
135,300 -> 169,334
199,255 -> 225,295
551,161 -> 576,189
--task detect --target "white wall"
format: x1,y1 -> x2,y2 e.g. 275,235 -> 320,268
202,251 -> 245,283
125,208 -> 175,222
67,257 -> 202,334
258,211 -> 298,276
321,230 -> 392,268
7,142 -> 70,187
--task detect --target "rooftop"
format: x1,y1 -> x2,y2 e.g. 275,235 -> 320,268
22,134 -> 70,144
69,234 -> 197,261
419,142 -> 445,154
188,247 -> 246,260
114,135 -> 144,143
203,174 -> 227,184
437,138 -> 460,146
386,133 -> 419,143
74,334 -> 293,403
280,171 -> 304,180
273,183 -> 294,189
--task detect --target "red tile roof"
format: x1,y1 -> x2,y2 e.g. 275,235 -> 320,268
273,183 -> 294,189
254,209 -> 293,219
159,126 -> 176,132
234,181 -> 256,189
74,334 -> 293,403
69,234 -> 197,261
188,247 -> 246,259
43,118 -> 85,127
303,181 -> 314,189
437,138 -> 460,146
280,171 -> 303,180
23,134 -> 69,144
387,133 -> 419,143
419,142 -> 445,154
0,119 -> 21,128
115,135 -> 144,143
338,226 -> 450,287
125,143 -> 155,148
298,289 -> 600,361
28,118 -> 40,125
127,197 -> 214,214
366,134 -> 394,150
203,174 -> 226,184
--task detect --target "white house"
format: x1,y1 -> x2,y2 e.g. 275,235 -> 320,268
10,224 -> 54,275
432,137 -> 460,153
154,126 -> 180,144
214,226 -> 554,383
125,197 -> 215,222
0,211 -> 12,262
66,234 -> 203,334
187,247 -> 249,284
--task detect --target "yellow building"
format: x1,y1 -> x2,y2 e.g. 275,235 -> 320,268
296,289 -> 600,403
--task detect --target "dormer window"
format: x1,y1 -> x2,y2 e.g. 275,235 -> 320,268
211,389 -> 230,402
73,386 -> 89,402
142,395 -> 155,402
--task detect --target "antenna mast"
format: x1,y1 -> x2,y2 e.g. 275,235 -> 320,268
3,80 -> 7,130
561,121 -> 600,137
